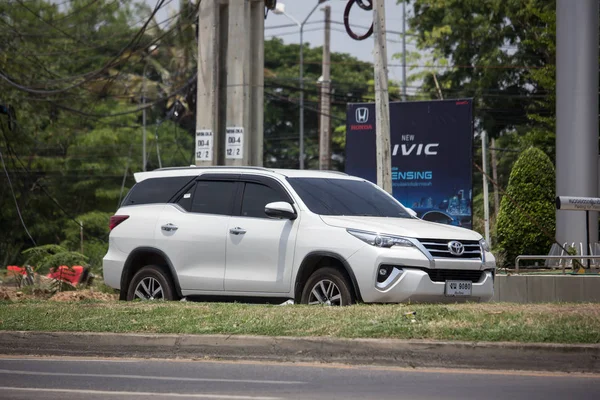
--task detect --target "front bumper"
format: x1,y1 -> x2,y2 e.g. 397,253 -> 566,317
347,244 -> 495,303
366,268 -> 494,303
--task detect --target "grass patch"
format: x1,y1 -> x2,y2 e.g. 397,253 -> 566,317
0,302 -> 599,343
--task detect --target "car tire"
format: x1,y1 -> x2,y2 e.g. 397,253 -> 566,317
126,265 -> 178,301
301,267 -> 355,306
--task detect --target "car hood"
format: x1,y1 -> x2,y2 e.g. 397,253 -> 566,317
319,216 -> 482,241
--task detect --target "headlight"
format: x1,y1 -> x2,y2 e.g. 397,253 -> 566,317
347,229 -> 414,248
479,238 -> 490,252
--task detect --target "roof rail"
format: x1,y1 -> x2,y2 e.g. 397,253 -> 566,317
323,170 -> 349,176
153,166 -> 273,172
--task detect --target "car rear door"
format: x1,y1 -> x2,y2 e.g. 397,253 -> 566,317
155,174 -> 240,292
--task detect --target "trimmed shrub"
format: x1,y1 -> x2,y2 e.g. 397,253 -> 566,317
496,147 -> 555,266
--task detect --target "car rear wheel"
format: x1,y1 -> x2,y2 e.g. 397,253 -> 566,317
301,267 -> 354,306
126,265 -> 177,301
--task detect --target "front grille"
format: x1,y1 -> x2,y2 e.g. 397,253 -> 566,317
420,268 -> 484,283
418,238 -> 482,260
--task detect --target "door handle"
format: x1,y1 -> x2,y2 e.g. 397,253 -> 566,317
229,227 -> 247,235
161,223 -> 178,232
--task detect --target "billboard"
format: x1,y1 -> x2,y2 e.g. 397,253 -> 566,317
345,99 -> 474,228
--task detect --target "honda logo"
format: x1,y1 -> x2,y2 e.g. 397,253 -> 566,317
448,241 -> 465,256
355,107 -> 369,123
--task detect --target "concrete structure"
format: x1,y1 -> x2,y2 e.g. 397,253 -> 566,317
492,275 -> 600,303
373,0 -> 392,194
555,0 -> 599,247
318,5 -> 331,170
195,0 -> 264,167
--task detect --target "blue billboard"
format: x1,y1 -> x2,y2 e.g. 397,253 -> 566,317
345,99 -> 474,228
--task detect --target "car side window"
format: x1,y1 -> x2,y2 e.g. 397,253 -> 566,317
190,180 -> 237,216
176,184 -> 195,212
241,182 -> 287,219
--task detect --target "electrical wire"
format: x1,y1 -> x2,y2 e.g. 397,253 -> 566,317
0,145 -> 37,246
1,125 -> 109,241
0,0 -> 168,95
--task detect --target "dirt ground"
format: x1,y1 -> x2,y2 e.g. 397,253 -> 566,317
0,285 -> 117,302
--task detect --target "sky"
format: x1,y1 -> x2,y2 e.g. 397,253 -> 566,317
152,0 -> 414,85
264,0 -> 412,84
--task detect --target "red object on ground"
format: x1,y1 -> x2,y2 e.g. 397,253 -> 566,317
47,266 -> 84,286
7,266 -> 26,275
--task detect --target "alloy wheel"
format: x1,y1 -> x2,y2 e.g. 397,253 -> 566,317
134,277 -> 164,300
308,279 -> 342,306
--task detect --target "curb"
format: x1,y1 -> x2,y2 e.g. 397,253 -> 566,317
1,331 -> 598,372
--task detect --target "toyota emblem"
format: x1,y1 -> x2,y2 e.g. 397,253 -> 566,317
448,241 -> 464,256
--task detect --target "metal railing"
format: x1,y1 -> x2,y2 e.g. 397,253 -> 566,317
515,255 -> 600,274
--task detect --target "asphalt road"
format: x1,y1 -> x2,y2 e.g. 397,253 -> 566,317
0,356 -> 598,400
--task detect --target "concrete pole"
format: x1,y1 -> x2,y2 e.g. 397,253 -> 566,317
482,131 -> 491,246
225,0 -> 251,166
318,5 -> 331,171
491,137 -> 500,217
250,0 -> 264,166
556,0 -> 599,248
299,26 -> 305,170
142,63 -> 148,171
401,0 -> 407,102
373,0 -> 392,194
195,0 -> 221,166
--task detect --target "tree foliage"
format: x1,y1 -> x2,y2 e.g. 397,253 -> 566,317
22,244 -> 87,275
401,0 -> 555,138
0,2 -> 380,269
398,0 -> 560,239
496,147 -> 555,266
0,0 -> 194,268
263,38 -> 381,170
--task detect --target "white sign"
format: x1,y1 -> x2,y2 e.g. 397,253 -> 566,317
195,130 -> 213,162
226,126 -> 244,159
556,196 -> 600,212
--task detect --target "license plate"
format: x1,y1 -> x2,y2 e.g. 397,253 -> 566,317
445,280 -> 472,296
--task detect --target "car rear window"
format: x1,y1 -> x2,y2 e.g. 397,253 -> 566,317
122,176 -> 194,206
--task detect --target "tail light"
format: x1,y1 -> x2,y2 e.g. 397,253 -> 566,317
109,215 -> 129,231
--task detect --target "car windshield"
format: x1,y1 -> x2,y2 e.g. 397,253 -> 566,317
287,177 -> 412,218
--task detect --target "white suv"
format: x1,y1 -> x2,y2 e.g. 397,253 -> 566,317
103,167 -> 495,305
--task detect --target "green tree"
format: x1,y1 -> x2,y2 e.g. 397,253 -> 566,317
263,37 -> 399,169
496,147 -> 555,266
399,0 -> 555,138
0,0 -> 194,268
398,0 -> 559,235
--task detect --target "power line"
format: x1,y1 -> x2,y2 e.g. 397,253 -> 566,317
1,124 -> 109,241
0,0 -> 169,95
0,144 -> 37,246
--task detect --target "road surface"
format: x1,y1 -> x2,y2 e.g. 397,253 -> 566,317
0,356 -> 598,399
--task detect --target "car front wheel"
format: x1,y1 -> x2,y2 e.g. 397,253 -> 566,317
301,267 -> 354,306
126,265 -> 177,301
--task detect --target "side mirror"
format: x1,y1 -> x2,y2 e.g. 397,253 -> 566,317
406,208 -> 418,218
265,202 -> 297,220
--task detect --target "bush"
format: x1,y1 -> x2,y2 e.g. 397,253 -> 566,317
496,147 -> 555,266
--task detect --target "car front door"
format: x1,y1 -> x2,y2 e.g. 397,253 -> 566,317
155,174 -> 240,292
224,175 -> 299,293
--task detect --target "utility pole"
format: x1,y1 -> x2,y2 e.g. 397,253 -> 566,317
373,0 -> 392,193
195,0 -> 221,167
79,221 -> 84,255
556,0 -> 599,247
490,137 -> 500,217
142,67 -> 147,171
318,5 -> 331,170
225,0 -> 251,166
195,0 -> 264,167
482,131 -> 491,246
401,0 -> 407,102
